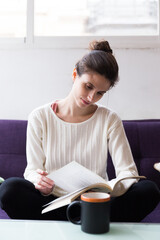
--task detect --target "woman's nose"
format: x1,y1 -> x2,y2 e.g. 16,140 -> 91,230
87,92 -> 95,102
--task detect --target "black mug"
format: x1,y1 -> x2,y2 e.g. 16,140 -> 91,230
67,192 -> 110,234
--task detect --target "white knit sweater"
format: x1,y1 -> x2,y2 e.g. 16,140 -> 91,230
24,103 -> 138,197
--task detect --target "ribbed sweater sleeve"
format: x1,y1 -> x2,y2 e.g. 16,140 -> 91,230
107,112 -> 138,196
24,110 -> 46,184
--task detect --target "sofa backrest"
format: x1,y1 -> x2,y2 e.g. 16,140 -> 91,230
0,119 -> 160,189
107,120 -> 160,189
0,120 -> 27,179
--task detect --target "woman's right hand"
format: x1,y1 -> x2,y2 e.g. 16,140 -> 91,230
34,169 -> 55,195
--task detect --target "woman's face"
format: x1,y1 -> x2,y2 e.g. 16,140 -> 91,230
72,71 -> 111,108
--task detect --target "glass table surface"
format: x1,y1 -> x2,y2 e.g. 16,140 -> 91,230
0,220 -> 159,240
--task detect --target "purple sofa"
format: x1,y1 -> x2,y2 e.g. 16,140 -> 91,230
0,119 -> 160,222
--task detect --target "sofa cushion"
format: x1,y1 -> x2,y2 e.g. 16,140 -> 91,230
107,120 -> 160,190
124,120 -> 160,189
0,120 -> 27,179
0,209 -> 9,219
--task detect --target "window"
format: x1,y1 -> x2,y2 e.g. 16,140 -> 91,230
0,0 -> 159,48
0,0 -> 27,38
34,0 -> 159,36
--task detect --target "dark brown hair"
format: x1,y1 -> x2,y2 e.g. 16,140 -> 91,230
75,40 -> 119,88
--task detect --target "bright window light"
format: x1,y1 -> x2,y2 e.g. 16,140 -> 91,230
34,0 -> 159,36
0,0 -> 27,38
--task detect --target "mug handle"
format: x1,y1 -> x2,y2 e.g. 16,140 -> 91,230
67,201 -> 81,225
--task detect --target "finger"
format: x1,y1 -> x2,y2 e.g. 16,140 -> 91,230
35,182 -> 54,190
35,183 -> 48,190
37,177 -> 54,189
35,184 -> 54,195
35,183 -> 44,190
41,175 -> 54,186
36,169 -> 48,176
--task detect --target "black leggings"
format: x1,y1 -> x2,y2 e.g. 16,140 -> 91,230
0,177 -> 159,222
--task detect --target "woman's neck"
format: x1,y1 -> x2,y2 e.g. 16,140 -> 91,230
54,95 -> 98,123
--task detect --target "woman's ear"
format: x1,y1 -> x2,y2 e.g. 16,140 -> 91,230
72,68 -> 77,82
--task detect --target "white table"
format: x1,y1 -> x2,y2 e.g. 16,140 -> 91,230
0,220 -> 159,240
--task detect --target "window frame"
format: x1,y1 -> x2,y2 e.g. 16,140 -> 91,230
0,0 -> 160,49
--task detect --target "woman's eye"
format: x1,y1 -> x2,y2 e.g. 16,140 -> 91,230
86,85 -> 92,89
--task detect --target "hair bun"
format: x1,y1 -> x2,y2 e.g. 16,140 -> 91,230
89,40 -> 113,54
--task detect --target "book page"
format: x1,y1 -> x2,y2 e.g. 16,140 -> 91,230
48,161 -> 107,193
108,175 -> 146,190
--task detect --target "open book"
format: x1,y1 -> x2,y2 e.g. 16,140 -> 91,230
42,161 -> 145,214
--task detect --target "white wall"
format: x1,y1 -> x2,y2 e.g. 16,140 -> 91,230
0,46 -> 160,120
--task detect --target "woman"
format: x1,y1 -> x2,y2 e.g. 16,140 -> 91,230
0,40 -> 159,221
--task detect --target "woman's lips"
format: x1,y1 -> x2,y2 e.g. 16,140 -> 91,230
81,98 -> 90,105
